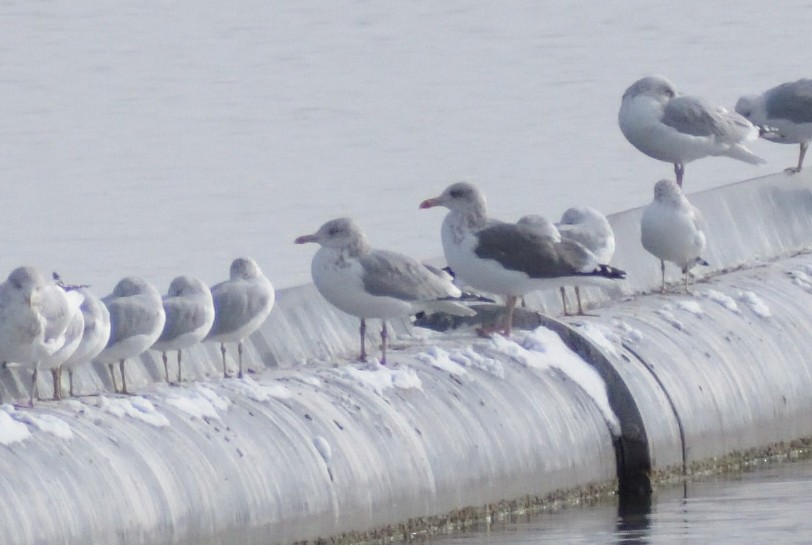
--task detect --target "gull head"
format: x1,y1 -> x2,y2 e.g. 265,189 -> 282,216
6,266 -> 46,306
734,94 -> 769,130
517,214 -> 561,241
420,181 -> 486,212
295,217 -> 369,252
167,275 -> 209,297
111,277 -> 154,298
653,179 -> 684,204
229,257 -> 262,280
622,75 -> 677,103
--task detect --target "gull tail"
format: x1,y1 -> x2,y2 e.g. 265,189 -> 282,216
586,264 -> 627,280
724,144 -> 766,165
421,300 -> 477,317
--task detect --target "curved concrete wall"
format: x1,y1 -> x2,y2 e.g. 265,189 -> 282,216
1,170 -> 812,544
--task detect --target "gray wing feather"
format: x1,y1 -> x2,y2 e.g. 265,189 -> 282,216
209,280 -> 270,337
106,297 -> 162,346
766,80 -> 812,124
158,297 -> 210,343
662,96 -> 753,141
361,250 -> 455,302
474,224 -> 584,278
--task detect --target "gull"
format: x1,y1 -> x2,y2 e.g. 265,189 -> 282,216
41,288 -> 85,400
641,179 -> 709,293
0,267 -> 70,406
619,75 -> 765,187
95,277 -> 166,394
420,182 -> 626,335
555,207 -> 616,315
151,276 -> 215,384
295,217 -> 475,364
205,258 -> 274,379
59,287 -> 111,397
735,79 -> 812,173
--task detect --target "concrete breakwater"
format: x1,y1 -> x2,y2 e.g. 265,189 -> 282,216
1,171 -> 812,544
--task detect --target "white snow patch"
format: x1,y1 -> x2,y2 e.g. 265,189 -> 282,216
11,412 -> 73,440
415,346 -> 468,376
0,409 -> 31,445
96,396 -> 170,427
449,347 -> 505,379
506,328 -> 621,436
165,386 -> 231,420
313,436 -> 332,462
575,322 -> 620,357
656,305 -> 684,330
738,291 -> 771,318
701,289 -> 740,313
222,376 -> 293,402
613,320 -> 643,344
676,300 -> 703,317
338,364 -> 423,394
195,385 -> 233,410
787,270 -> 812,291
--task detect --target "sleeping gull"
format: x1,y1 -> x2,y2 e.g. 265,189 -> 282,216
619,75 -> 765,186
0,267 -> 69,406
59,287 -> 111,397
205,257 -> 274,379
41,288 -> 85,400
641,179 -> 709,293
95,277 -> 166,394
420,182 -> 626,335
555,207 -> 616,315
735,79 -> 812,173
151,276 -> 215,384
295,217 -> 475,364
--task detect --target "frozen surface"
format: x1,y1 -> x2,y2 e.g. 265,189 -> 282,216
1,0 -> 810,292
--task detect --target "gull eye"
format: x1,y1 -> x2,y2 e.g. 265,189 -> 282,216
328,227 -> 340,236
449,189 -> 463,198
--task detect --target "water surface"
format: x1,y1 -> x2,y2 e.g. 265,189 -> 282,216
2,1 -> 809,293
426,457 -> 812,544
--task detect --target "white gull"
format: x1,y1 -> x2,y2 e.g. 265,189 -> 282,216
619,75 -> 765,187
641,179 -> 708,293
59,287 -> 111,397
420,182 -> 626,335
555,206 -> 616,315
736,79 -> 812,173
151,276 -> 215,384
95,277 -> 166,394
0,267 -> 73,405
40,288 -> 84,400
295,217 -> 475,364
204,257 -> 274,379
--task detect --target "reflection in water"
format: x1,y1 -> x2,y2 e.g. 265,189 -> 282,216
616,489 -> 652,545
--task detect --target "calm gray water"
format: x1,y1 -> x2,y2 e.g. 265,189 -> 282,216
425,457 -> 812,544
2,1 -> 811,293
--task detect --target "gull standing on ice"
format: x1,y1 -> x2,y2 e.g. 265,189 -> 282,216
205,258 -> 274,379
96,277 -> 166,394
735,79 -> 812,173
151,276 -> 215,384
555,207 -> 616,315
619,75 -> 765,187
641,179 -> 708,293
0,267 -> 70,406
420,182 -> 626,335
59,287 -> 111,397
295,217 -> 475,364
